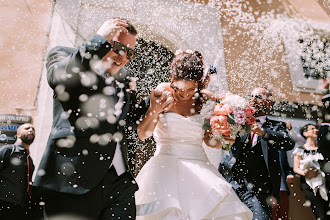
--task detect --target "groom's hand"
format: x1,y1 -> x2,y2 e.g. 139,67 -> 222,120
96,18 -> 128,42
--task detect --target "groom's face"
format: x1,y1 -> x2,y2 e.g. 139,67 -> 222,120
102,31 -> 136,75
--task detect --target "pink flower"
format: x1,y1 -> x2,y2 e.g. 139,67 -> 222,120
246,116 -> 256,125
213,92 -> 232,102
244,106 -> 254,118
210,115 -> 231,135
213,103 -> 233,116
233,109 -> 246,125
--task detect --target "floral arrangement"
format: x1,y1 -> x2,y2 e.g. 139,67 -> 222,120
201,92 -> 256,151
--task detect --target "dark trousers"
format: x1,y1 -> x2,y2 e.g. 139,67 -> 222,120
272,191 -> 289,220
235,188 -> 272,220
44,167 -> 138,220
0,200 -> 26,220
302,183 -> 329,220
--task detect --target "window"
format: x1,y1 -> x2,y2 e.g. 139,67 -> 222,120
283,18 -> 330,93
299,34 -> 329,80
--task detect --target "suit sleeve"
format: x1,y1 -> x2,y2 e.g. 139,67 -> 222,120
263,121 -> 295,151
318,125 -> 330,161
280,150 -> 293,176
125,93 -> 150,130
46,34 -> 112,90
0,146 -> 12,170
322,94 -> 330,114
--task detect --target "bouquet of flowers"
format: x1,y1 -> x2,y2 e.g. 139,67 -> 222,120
201,92 -> 256,151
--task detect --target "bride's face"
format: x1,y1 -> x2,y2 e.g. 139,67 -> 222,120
170,79 -> 198,101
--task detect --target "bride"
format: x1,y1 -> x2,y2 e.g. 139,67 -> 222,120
135,50 -> 252,220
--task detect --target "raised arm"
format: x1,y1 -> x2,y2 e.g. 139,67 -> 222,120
46,34 -> 112,90
265,121 -> 295,151
47,18 -> 128,90
252,121 -> 295,151
137,90 -> 168,139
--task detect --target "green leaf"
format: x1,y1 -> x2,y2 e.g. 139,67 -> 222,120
227,114 -> 236,125
203,119 -> 211,130
222,144 -> 231,151
244,124 -> 251,133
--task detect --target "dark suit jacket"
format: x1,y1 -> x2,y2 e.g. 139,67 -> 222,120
279,150 -> 293,193
317,94 -> 330,190
33,34 -> 148,195
0,142 -> 34,206
319,94 -> 330,161
219,117 -> 295,201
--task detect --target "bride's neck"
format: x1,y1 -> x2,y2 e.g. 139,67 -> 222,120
173,99 -> 197,116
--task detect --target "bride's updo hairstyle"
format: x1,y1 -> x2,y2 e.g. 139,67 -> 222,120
170,50 -> 206,112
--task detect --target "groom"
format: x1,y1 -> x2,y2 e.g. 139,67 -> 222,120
33,18 -> 151,219
219,87 -> 295,220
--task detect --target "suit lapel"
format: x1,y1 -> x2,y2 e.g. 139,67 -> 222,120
261,139 -> 269,171
261,117 -> 272,171
231,134 -> 248,161
118,88 -> 130,122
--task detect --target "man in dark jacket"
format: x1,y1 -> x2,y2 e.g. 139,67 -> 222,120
0,123 -> 35,220
33,18 -> 153,219
219,87 -> 295,220
317,78 -> 330,198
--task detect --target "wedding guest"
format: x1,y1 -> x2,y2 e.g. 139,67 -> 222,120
33,18 -> 152,219
293,123 -> 328,220
219,87 -> 295,220
318,78 -> 330,195
0,123 -> 35,220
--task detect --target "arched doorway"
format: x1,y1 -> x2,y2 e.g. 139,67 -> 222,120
125,38 -> 174,175
32,0 -> 227,173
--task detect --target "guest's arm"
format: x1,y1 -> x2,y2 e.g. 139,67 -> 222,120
252,121 -> 295,151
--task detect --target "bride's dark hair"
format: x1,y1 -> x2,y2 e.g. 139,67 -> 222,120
170,50 -> 207,112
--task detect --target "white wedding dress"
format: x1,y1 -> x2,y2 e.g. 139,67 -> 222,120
135,112 -> 252,220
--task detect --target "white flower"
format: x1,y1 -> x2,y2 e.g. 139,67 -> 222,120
222,94 -> 249,110
200,100 -> 216,118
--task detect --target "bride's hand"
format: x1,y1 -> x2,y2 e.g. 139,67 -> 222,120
222,134 -> 236,146
152,89 -> 176,113
154,88 -> 176,112
150,90 -> 167,114
162,93 -> 175,112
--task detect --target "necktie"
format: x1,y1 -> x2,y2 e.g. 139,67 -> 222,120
250,132 -> 255,144
26,150 -> 32,196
